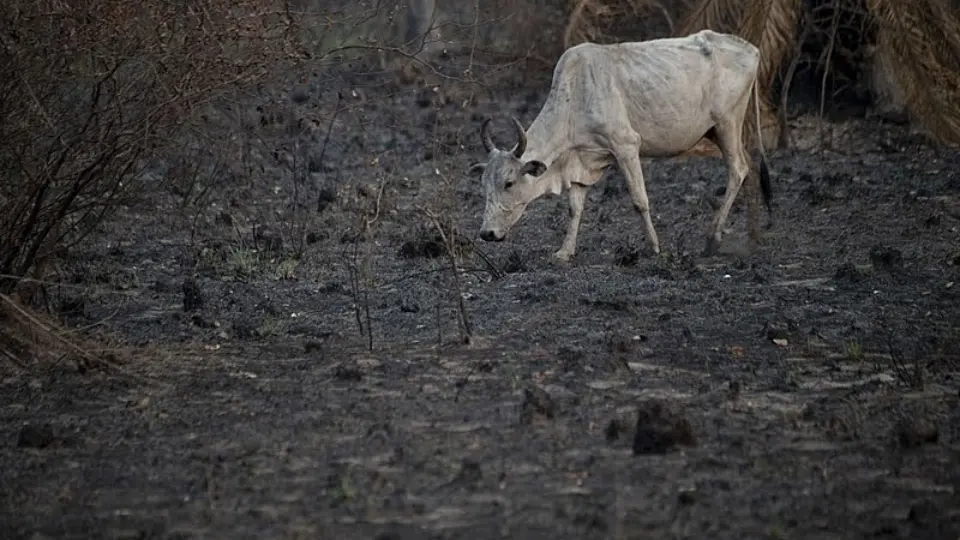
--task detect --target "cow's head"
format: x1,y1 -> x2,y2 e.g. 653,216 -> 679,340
469,117 -> 547,242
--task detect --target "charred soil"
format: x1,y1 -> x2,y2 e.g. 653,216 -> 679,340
2,50 -> 959,539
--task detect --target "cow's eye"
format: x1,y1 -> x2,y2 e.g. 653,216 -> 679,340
504,180 -> 515,190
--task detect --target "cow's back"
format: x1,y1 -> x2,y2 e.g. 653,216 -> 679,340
551,31 -> 760,155
594,30 -> 759,89
694,30 -> 761,79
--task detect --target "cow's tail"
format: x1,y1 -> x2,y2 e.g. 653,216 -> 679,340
752,78 -> 772,219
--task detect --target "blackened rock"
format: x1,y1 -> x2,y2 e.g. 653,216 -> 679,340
633,399 -> 696,455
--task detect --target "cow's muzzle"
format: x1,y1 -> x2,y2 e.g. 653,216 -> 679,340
479,230 -> 504,242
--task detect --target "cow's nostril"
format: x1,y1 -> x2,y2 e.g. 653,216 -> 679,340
480,230 -> 496,242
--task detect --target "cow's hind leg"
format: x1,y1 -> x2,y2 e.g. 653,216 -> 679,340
555,183 -> 589,261
705,120 -> 751,255
612,138 -> 660,254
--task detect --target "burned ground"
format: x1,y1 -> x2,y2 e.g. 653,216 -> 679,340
1,47 -> 959,539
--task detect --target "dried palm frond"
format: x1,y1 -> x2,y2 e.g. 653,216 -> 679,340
738,0 -> 804,146
564,0 -> 678,48
675,0 -> 745,37
868,0 -> 960,145
739,0 -> 804,92
919,0 -> 960,71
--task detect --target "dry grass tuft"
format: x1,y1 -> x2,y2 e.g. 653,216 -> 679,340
0,293 -> 125,370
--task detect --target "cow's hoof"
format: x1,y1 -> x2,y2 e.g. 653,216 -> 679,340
552,250 -> 573,262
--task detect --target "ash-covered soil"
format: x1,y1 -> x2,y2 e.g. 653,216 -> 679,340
2,49 -> 959,539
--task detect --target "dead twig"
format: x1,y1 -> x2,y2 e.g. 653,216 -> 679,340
316,90 -> 344,214
422,208 -> 472,345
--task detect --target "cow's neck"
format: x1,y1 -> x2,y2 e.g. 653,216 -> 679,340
521,113 -> 575,198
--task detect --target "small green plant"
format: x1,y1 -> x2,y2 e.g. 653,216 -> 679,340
229,247 -> 260,278
844,341 -> 864,361
257,316 -> 283,338
275,258 -> 299,281
328,466 -> 356,507
768,524 -> 789,539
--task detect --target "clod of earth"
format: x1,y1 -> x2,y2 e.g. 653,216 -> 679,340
373,526 -> 429,540
502,250 -> 525,273
450,459 -> 483,490
870,245 -> 904,271
318,281 -> 346,294
151,276 -> 177,293
907,499 -> 945,529
632,399 -> 696,455
316,187 -> 338,213
398,227 -> 471,260
519,386 -> 555,425
726,379 -> 742,401
835,262 -> 870,282
190,313 -> 217,329
605,412 -> 637,443
255,231 -> 283,255
398,237 -> 444,259
677,489 -> 698,506
306,231 -> 327,244
334,364 -> 364,382
181,278 -> 204,312
607,334 -> 634,354
58,297 -> 85,318
233,318 -> 262,339
613,244 -> 640,267
303,341 -> 324,354
895,417 -> 939,449
557,346 -> 586,372
17,423 -> 56,449
399,299 -> 420,313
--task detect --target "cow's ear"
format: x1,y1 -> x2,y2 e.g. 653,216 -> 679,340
467,163 -> 487,176
521,160 -> 547,177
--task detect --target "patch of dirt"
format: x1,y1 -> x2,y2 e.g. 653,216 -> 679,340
2,41 -> 960,540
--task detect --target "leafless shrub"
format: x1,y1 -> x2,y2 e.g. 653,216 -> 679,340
0,0 -> 309,300
0,292 -> 122,370
0,0 -> 316,364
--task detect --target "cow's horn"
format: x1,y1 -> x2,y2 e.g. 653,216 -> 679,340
510,116 -> 526,158
480,118 -> 495,153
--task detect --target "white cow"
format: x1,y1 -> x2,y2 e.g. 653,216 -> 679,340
469,30 -> 771,259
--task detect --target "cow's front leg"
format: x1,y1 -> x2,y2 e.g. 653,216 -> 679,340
554,184 -> 588,261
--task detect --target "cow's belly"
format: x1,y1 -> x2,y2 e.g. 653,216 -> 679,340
634,115 -> 715,157
639,132 -> 711,157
